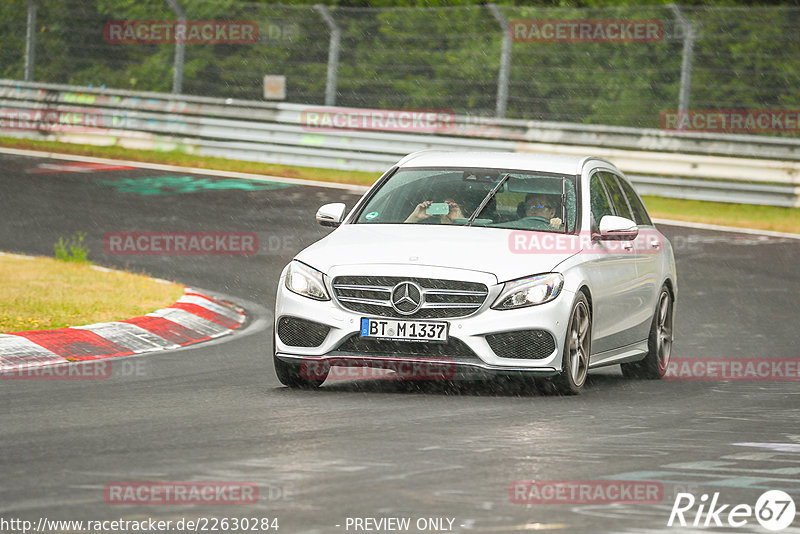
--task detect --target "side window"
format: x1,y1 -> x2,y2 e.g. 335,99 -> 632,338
600,172 -> 633,220
589,173 -> 613,230
616,177 -> 652,226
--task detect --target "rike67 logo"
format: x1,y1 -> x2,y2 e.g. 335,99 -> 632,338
668,490 -> 796,531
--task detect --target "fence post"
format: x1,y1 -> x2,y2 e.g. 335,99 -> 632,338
669,4 -> 695,130
165,0 -> 185,94
487,4 -> 511,119
315,4 -> 340,106
24,0 -> 36,81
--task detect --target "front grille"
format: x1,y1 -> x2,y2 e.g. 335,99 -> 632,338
486,330 -> 556,359
332,334 -> 478,360
277,316 -> 329,347
332,276 -> 488,319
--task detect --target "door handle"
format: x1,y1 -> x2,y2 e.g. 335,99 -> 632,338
622,242 -> 633,251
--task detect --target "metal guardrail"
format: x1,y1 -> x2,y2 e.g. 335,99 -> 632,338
1,79 -> 799,207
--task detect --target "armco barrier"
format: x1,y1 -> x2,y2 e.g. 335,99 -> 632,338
1,79 -> 799,207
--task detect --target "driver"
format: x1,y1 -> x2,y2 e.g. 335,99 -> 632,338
405,198 -> 467,224
523,194 -> 563,229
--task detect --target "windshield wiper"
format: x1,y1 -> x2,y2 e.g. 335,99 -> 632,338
467,173 -> 510,226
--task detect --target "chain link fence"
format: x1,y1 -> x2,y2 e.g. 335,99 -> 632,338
1,0 -> 799,130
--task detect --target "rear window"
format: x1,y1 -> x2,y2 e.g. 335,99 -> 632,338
589,172 -> 614,230
616,176 -> 653,226
600,172 -> 633,220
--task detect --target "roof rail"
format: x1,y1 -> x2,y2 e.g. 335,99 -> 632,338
395,149 -> 453,167
579,155 -> 616,172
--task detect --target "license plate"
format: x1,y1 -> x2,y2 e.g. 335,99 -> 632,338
360,318 -> 448,343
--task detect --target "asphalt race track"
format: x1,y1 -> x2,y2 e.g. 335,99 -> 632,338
1,152 -> 799,533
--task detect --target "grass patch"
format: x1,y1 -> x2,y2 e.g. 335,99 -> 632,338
54,231 -> 90,263
0,253 -> 184,333
0,135 -> 380,187
642,195 -> 800,234
1,136 -> 798,233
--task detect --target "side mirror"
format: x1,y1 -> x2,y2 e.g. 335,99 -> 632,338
316,203 -> 346,227
597,215 -> 638,241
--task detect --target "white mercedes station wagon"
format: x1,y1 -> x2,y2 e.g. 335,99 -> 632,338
274,151 -> 676,394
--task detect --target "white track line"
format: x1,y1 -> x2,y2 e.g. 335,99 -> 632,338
654,218 -> 800,240
0,146 -> 372,192
1,146 -> 796,238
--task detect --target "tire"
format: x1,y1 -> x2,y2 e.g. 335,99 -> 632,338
551,293 -> 591,395
273,332 -> 327,388
621,287 -> 673,379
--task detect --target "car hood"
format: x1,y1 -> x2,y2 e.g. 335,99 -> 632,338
295,224 -> 580,283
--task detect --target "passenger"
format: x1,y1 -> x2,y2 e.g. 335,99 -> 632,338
405,198 -> 467,224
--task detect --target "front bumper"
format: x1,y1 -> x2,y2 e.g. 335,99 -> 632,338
275,353 -> 560,379
274,264 -> 573,378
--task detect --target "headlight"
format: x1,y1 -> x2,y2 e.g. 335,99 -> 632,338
492,273 -> 564,310
284,261 -> 330,301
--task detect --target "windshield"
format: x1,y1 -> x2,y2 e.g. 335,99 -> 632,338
354,167 -> 578,232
